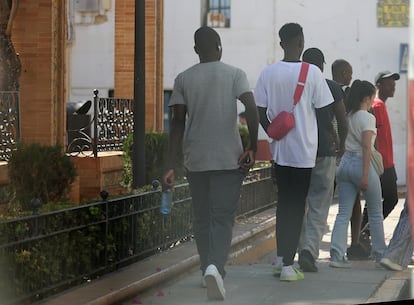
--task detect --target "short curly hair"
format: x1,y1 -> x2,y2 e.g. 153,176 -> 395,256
279,23 -> 303,44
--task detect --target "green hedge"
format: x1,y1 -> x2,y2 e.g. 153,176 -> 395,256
0,205 -> 116,303
7,143 -> 77,212
121,131 -> 184,188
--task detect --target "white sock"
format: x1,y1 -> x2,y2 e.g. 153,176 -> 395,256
276,256 -> 283,266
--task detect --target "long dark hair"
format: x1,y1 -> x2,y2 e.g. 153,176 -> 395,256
345,80 -> 376,114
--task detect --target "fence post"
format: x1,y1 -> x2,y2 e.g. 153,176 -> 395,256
93,89 -> 99,157
100,190 -> 109,267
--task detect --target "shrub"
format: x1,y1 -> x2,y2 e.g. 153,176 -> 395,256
8,143 -> 77,210
122,132 -> 184,189
0,205 -> 116,303
239,125 -> 250,150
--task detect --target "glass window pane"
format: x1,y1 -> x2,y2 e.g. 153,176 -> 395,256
209,0 -> 218,9
222,0 -> 231,8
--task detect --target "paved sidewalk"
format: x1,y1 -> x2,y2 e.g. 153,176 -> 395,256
40,195 -> 412,305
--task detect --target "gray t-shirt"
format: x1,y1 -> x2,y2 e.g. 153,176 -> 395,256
169,61 -> 250,172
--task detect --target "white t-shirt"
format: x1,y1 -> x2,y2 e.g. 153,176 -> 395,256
254,61 -> 333,168
169,61 -> 250,172
346,110 -> 377,153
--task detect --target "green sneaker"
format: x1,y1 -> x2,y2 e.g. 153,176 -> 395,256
272,265 -> 282,277
280,265 -> 304,281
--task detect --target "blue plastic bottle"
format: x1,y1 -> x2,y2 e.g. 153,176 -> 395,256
160,189 -> 173,214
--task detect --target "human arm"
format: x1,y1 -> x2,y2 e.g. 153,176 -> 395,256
257,106 -> 270,134
163,104 -> 186,190
238,91 -> 259,171
6,0 -> 19,37
370,103 -> 386,152
360,130 -> 374,191
333,99 -> 348,157
253,70 -> 270,135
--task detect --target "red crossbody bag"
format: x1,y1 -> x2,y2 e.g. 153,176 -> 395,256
267,62 -> 310,140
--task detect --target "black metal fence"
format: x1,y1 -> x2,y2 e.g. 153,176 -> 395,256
0,90 -> 131,159
0,91 -> 20,161
0,166 -> 276,305
67,90 -> 134,156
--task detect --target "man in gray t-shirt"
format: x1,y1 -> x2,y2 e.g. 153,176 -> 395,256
163,26 -> 258,301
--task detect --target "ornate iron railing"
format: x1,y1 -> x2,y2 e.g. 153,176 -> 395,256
0,166 -> 276,305
0,91 -> 20,161
66,90 -> 134,157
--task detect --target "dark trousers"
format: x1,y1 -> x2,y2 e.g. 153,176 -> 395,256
274,164 -> 312,266
187,169 -> 244,278
361,166 -> 398,232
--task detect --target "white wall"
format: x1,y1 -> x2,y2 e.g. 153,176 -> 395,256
163,0 -> 409,185
69,3 -> 115,104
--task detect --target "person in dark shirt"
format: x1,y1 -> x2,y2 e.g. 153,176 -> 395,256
298,48 -> 348,272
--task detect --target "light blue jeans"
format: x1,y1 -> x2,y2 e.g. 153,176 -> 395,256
330,152 -> 386,262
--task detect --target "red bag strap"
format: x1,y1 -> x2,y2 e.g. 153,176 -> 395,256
293,62 -> 310,106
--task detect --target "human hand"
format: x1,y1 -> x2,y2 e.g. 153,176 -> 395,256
163,169 -> 175,191
238,150 -> 255,173
336,147 -> 345,158
360,177 -> 368,192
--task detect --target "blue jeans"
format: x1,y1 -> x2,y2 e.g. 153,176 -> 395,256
361,166 -> 399,231
330,152 -> 386,262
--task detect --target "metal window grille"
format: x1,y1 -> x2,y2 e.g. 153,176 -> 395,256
206,0 -> 231,28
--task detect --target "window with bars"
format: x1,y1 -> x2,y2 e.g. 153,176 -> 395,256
204,0 -> 231,28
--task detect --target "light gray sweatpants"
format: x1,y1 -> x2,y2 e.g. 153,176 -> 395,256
383,198 -> 413,268
299,156 -> 337,259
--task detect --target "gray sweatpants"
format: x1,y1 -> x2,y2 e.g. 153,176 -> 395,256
299,156 -> 337,259
383,198 -> 413,268
187,169 -> 244,278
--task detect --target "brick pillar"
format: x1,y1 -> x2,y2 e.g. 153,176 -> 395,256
114,0 -> 164,131
12,0 -> 66,146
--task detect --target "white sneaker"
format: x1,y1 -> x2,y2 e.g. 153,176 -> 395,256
201,276 -> 207,288
204,264 -> 225,300
380,258 -> 403,271
329,250 -> 351,268
329,258 -> 351,268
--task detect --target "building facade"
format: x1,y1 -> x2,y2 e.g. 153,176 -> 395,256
8,0 -> 410,186
164,0 -> 410,185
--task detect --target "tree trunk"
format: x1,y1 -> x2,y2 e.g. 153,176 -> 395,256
0,0 -> 21,91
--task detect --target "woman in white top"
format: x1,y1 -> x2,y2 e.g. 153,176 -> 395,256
330,80 -> 385,268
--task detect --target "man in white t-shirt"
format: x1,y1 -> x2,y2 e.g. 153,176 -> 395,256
254,23 -> 333,281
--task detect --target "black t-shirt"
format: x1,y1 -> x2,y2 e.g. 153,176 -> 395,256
315,79 -> 344,156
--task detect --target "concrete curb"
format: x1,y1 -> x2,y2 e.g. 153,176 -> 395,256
86,255 -> 201,305
365,270 -> 412,303
230,215 -> 276,257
